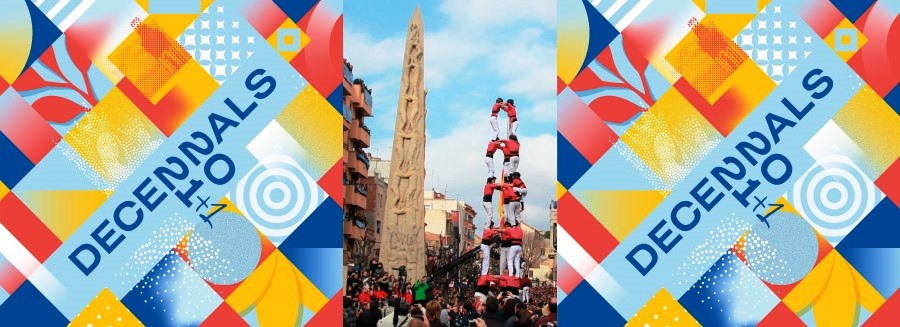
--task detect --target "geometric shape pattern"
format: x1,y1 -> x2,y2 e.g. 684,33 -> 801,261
736,5 -> 817,84
876,158 -> 900,207
828,0 -> 876,23
178,5 -> 261,84
706,0 -> 759,14
108,18 -> 191,100
62,88 -> 165,187
679,251 -> 781,327
782,250 -> 884,326
149,0 -> 201,14
277,28 -> 301,52
557,87 -> 618,165
627,288 -> 700,326
0,131 -> 35,189
845,0 -> 900,96
674,59 -> 775,136
231,153 -> 326,246
824,18 -> 868,62
0,89 -> 61,164
832,85 -> 900,177
668,19 -> 749,101
833,28 -> 857,51
0,281 -> 68,326
560,280 -> 626,326
281,247 -> 342,301
788,154 -> 884,245
274,86 -> 342,179
69,288 -> 143,327
620,89 -> 722,187
121,252 -> 223,327
279,197 -> 343,249
187,211 -> 262,285
224,250 -> 307,326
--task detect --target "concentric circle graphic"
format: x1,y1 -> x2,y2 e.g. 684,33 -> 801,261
790,155 -> 878,242
235,155 -> 321,242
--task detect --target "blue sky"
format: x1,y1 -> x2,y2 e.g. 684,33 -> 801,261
345,0 -> 557,231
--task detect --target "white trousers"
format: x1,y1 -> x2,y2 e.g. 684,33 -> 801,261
503,156 -> 519,175
522,286 -> 530,303
499,246 -> 509,275
481,244 -> 492,275
490,116 -> 499,139
483,201 -> 493,226
485,156 -> 495,177
510,121 -> 519,136
504,201 -> 522,225
508,245 -> 523,277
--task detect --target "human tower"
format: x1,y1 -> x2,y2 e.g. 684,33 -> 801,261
475,98 -> 533,304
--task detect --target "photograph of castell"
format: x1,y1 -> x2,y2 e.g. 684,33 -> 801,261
340,2 -> 557,326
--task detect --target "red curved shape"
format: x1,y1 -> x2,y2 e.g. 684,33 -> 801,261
31,95 -> 87,124
589,95 -> 644,124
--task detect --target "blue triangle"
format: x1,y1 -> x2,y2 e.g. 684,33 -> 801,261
281,247 -> 342,297
0,280 -> 68,325
884,83 -> 900,117
272,0 -> 318,23
558,132 -> 592,190
23,0 -> 62,76
837,199 -> 900,249
280,197 -> 342,248
828,0 -> 876,22
561,279 -> 625,326
327,86 -> 342,114
580,0 -> 619,74
0,131 -> 34,189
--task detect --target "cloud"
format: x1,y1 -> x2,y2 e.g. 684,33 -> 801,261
423,112 -> 556,231
343,27 -> 405,78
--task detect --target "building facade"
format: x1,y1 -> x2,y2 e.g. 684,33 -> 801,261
423,191 -> 478,255
342,59 -> 374,267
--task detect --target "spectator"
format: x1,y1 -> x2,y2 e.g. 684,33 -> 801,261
534,298 -> 557,326
480,296 -> 503,327
427,300 -> 448,327
343,297 -> 357,327
356,300 -> 382,327
413,276 -> 431,306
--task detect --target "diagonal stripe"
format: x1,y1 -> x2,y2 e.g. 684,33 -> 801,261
0,224 -> 41,279
558,226 -> 598,278
614,0 -> 652,31
45,0 -> 70,19
604,0 -> 628,18
57,0 -> 95,31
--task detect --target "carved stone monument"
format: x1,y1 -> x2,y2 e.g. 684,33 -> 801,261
380,7 -> 428,279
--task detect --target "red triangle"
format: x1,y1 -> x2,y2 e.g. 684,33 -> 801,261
758,301 -> 805,326
318,160 -> 343,207
558,192 -> 618,263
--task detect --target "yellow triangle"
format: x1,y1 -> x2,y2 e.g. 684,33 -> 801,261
0,181 -> 8,202
70,288 -> 143,326
17,190 -> 109,241
626,288 -> 701,326
556,181 -> 567,200
578,190 -> 669,241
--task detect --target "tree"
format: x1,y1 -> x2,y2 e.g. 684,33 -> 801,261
522,229 -> 547,272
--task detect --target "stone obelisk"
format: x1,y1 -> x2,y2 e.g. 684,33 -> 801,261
380,7 -> 427,279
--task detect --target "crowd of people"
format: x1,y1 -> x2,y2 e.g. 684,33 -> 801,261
344,98 -> 555,326
344,259 -> 556,326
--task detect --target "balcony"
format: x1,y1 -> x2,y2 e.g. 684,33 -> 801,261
342,103 -> 353,124
350,120 -> 371,148
344,220 -> 364,241
350,83 -> 373,117
345,186 -> 367,209
347,152 -> 369,176
344,62 -> 354,85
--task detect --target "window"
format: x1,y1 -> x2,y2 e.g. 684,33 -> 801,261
376,221 -> 382,233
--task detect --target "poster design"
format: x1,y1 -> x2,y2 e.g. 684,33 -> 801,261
0,0 -> 343,325
558,0 -> 900,325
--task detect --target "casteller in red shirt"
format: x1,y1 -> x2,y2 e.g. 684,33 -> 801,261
508,225 -> 524,246
502,138 -> 520,157
374,289 -> 387,300
404,291 -> 413,304
491,98 -> 504,117
503,99 -> 518,122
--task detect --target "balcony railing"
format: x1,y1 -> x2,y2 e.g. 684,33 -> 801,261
343,62 -> 354,83
363,87 -> 373,109
342,103 -> 353,122
356,152 -> 371,169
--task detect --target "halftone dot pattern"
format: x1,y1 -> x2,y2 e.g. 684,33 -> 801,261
69,288 -> 142,326
673,213 -> 752,288
744,211 -> 818,285
187,211 -> 261,285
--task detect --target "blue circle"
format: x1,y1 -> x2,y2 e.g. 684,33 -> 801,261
188,211 -> 261,285
745,211 -> 818,285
